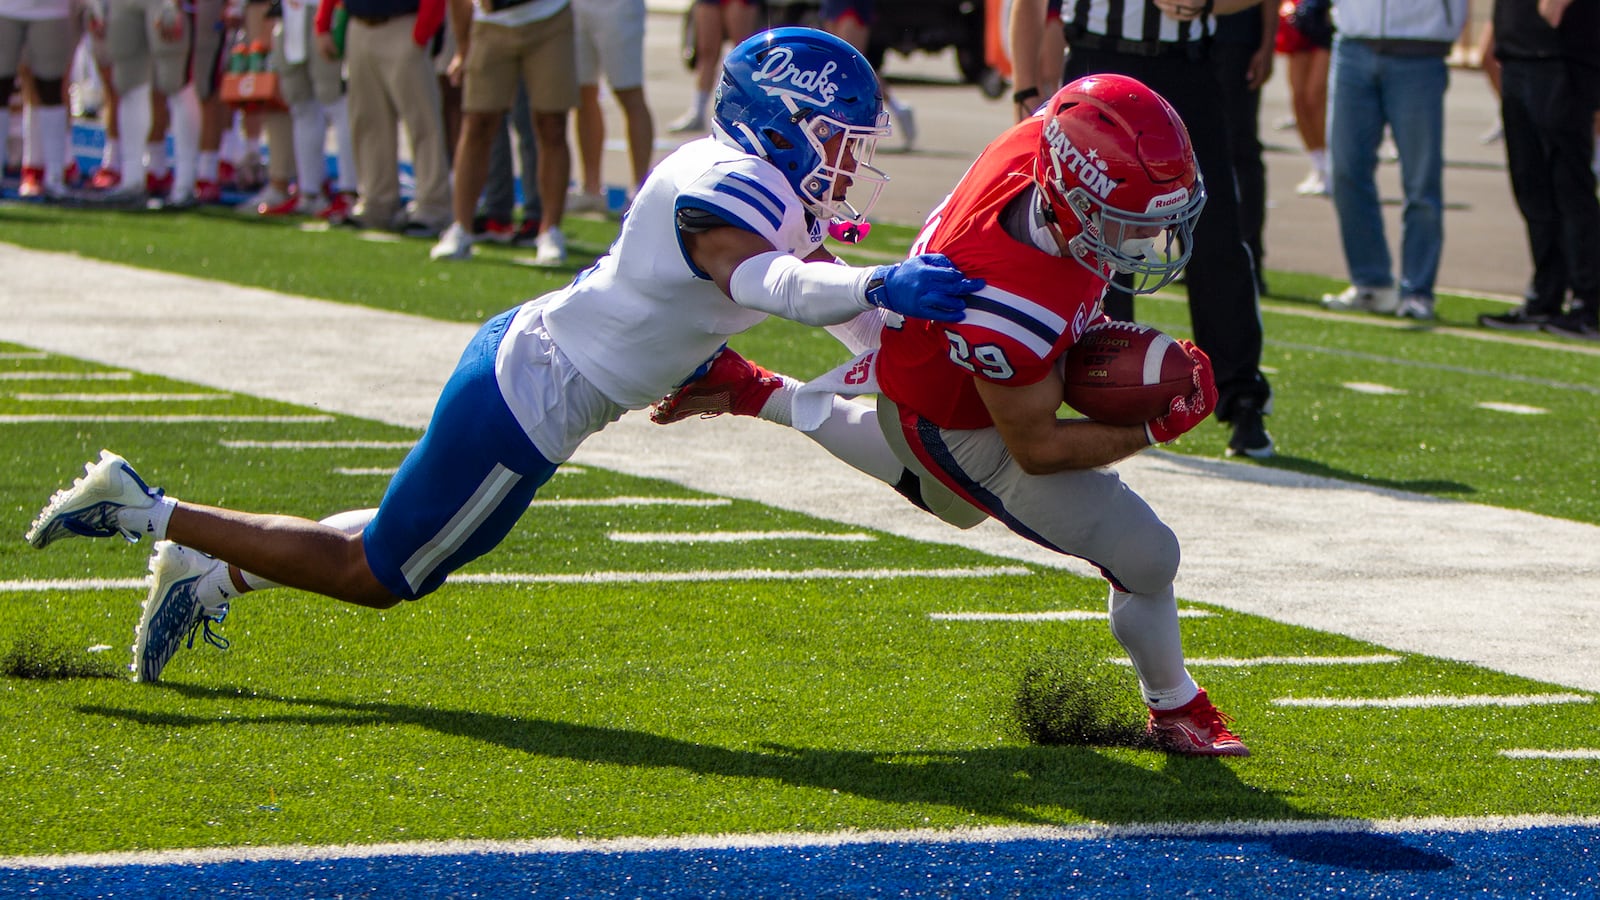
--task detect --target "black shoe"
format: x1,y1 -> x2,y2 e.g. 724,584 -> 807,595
1543,313 -> 1600,340
1225,403 -> 1275,460
1478,308 -> 1554,330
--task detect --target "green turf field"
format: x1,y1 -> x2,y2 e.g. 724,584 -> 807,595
0,206 -> 1596,857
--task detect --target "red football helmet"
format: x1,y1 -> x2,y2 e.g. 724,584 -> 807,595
1034,74 -> 1206,293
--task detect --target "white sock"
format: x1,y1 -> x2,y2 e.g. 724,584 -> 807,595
290,100 -> 326,197
1106,585 -> 1198,710
22,103 -> 40,167
115,495 -> 178,541
198,149 -> 219,183
34,105 -> 68,188
196,562 -> 245,602
690,90 -> 709,119
167,84 -> 200,192
0,110 -> 11,169
101,135 -> 118,169
756,376 -> 799,426
146,140 -> 169,176
323,96 -> 355,193
1309,147 -> 1329,176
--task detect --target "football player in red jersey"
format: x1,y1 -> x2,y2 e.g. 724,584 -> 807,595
655,74 -> 1250,757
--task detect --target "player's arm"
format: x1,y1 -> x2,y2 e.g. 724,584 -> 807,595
680,218 -> 982,325
976,375 -> 1151,474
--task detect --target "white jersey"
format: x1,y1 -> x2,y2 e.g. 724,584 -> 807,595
533,136 -> 825,409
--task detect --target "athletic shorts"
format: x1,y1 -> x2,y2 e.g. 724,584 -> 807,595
573,0 -> 645,90
462,3 -> 577,113
363,308 -> 561,600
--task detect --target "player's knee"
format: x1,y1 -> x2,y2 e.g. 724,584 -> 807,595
1104,519 -> 1180,596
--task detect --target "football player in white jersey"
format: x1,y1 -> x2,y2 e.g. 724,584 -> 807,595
25,26 -> 986,683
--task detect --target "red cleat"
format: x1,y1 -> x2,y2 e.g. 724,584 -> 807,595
650,347 -> 784,424
88,167 -> 122,191
145,169 -> 174,198
1147,689 -> 1250,757
18,166 -> 44,197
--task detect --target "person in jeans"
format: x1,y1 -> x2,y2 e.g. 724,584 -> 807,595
1318,0 -> 1468,321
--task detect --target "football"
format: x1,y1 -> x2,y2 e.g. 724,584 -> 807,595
1060,322 -> 1194,426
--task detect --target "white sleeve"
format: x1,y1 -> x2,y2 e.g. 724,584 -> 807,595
728,250 -> 876,326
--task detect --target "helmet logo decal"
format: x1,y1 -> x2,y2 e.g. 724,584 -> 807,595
1147,187 -> 1190,213
1042,115 -> 1117,201
752,47 -> 840,107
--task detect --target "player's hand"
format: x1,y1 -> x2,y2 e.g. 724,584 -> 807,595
1145,341 -> 1218,444
867,254 -> 985,322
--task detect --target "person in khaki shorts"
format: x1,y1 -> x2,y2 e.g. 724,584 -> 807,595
431,0 -> 575,264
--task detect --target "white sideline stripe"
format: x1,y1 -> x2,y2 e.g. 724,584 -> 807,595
1109,654 -> 1402,667
452,566 -> 1030,585
12,392 -> 232,402
1477,401 -> 1548,415
931,609 -> 1210,621
337,466 -> 586,477
530,497 -> 731,508
0,371 -> 132,380
219,440 -> 416,449
4,814 -> 1598,871
1342,382 -> 1407,395
1273,693 -> 1593,708
0,578 -> 148,592
0,414 -> 334,423
1499,749 -> 1600,760
0,567 -> 1026,593
608,530 -> 875,544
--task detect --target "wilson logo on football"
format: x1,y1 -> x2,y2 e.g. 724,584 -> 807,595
752,48 -> 840,107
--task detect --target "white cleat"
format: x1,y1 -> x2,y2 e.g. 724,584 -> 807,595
132,541 -> 230,683
25,450 -> 163,549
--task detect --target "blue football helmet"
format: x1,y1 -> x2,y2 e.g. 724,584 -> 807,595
713,27 -> 891,225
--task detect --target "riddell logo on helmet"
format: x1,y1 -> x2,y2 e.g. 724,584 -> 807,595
1147,188 -> 1190,213
1043,116 -> 1116,200
753,48 -> 840,107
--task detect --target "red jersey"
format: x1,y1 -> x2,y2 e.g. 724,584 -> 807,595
876,120 -> 1109,430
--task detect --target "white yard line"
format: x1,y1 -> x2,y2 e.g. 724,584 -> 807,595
3,242 -> 1599,692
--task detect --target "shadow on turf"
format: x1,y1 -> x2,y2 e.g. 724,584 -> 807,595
77,683 -> 1449,873
1149,447 -> 1476,499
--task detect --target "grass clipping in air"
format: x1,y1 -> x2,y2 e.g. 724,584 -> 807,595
1012,654 -> 1158,750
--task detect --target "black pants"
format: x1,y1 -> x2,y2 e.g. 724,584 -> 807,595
1211,40 -> 1267,288
1500,58 -> 1600,319
1065,46 -> 1271,417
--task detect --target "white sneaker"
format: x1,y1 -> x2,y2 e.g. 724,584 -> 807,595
1322,284 -> 1400,314
1396,295 -> 1436,320
534,226 -> 567,266
891,104 -> 917,152
1295,169 -> 1328,196
26,450 -> 164,549
566,190 -> 607,216
131,541 -> 230,683
237,184 -> 288,213
430,222 -> 474,261
666,110 -> 706,134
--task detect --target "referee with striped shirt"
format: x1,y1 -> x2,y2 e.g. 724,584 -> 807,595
1011,0 -> 1275,459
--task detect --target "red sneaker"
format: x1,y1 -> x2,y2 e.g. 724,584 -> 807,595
650,348 -> 784,424
194,179 -> 223,204
511,217 -> 541,247
88,166 -> 122,191
1147,689 -> 1250,757
18,166 -> 44,197
474,216 -> 515,244
145,169 -> 174,198
257,192 -> 301,216
317,191 -> 355,224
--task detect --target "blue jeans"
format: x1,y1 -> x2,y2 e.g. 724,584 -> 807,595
1327,38 -> 1448,299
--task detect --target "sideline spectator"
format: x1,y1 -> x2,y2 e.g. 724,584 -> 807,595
1277,0 -> 1332,195
1008,0 -> 1066,123
665,0 -> 758,134
822,0 -> 914,151
315,0 -> 451,234
568,0 -> 653,213
430,0 -> 573,264
1318,0 -> 1467,322
477,79 -> 542,243
265,0 -> 355,215
1009,0 -> 1278,459
1477,0 -> 1599,339
1,0 -> 73,199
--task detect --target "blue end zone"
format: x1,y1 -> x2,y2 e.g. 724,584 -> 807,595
4,822 -> 1597,897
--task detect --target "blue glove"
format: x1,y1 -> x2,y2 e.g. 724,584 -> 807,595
865,254 -> 985,322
